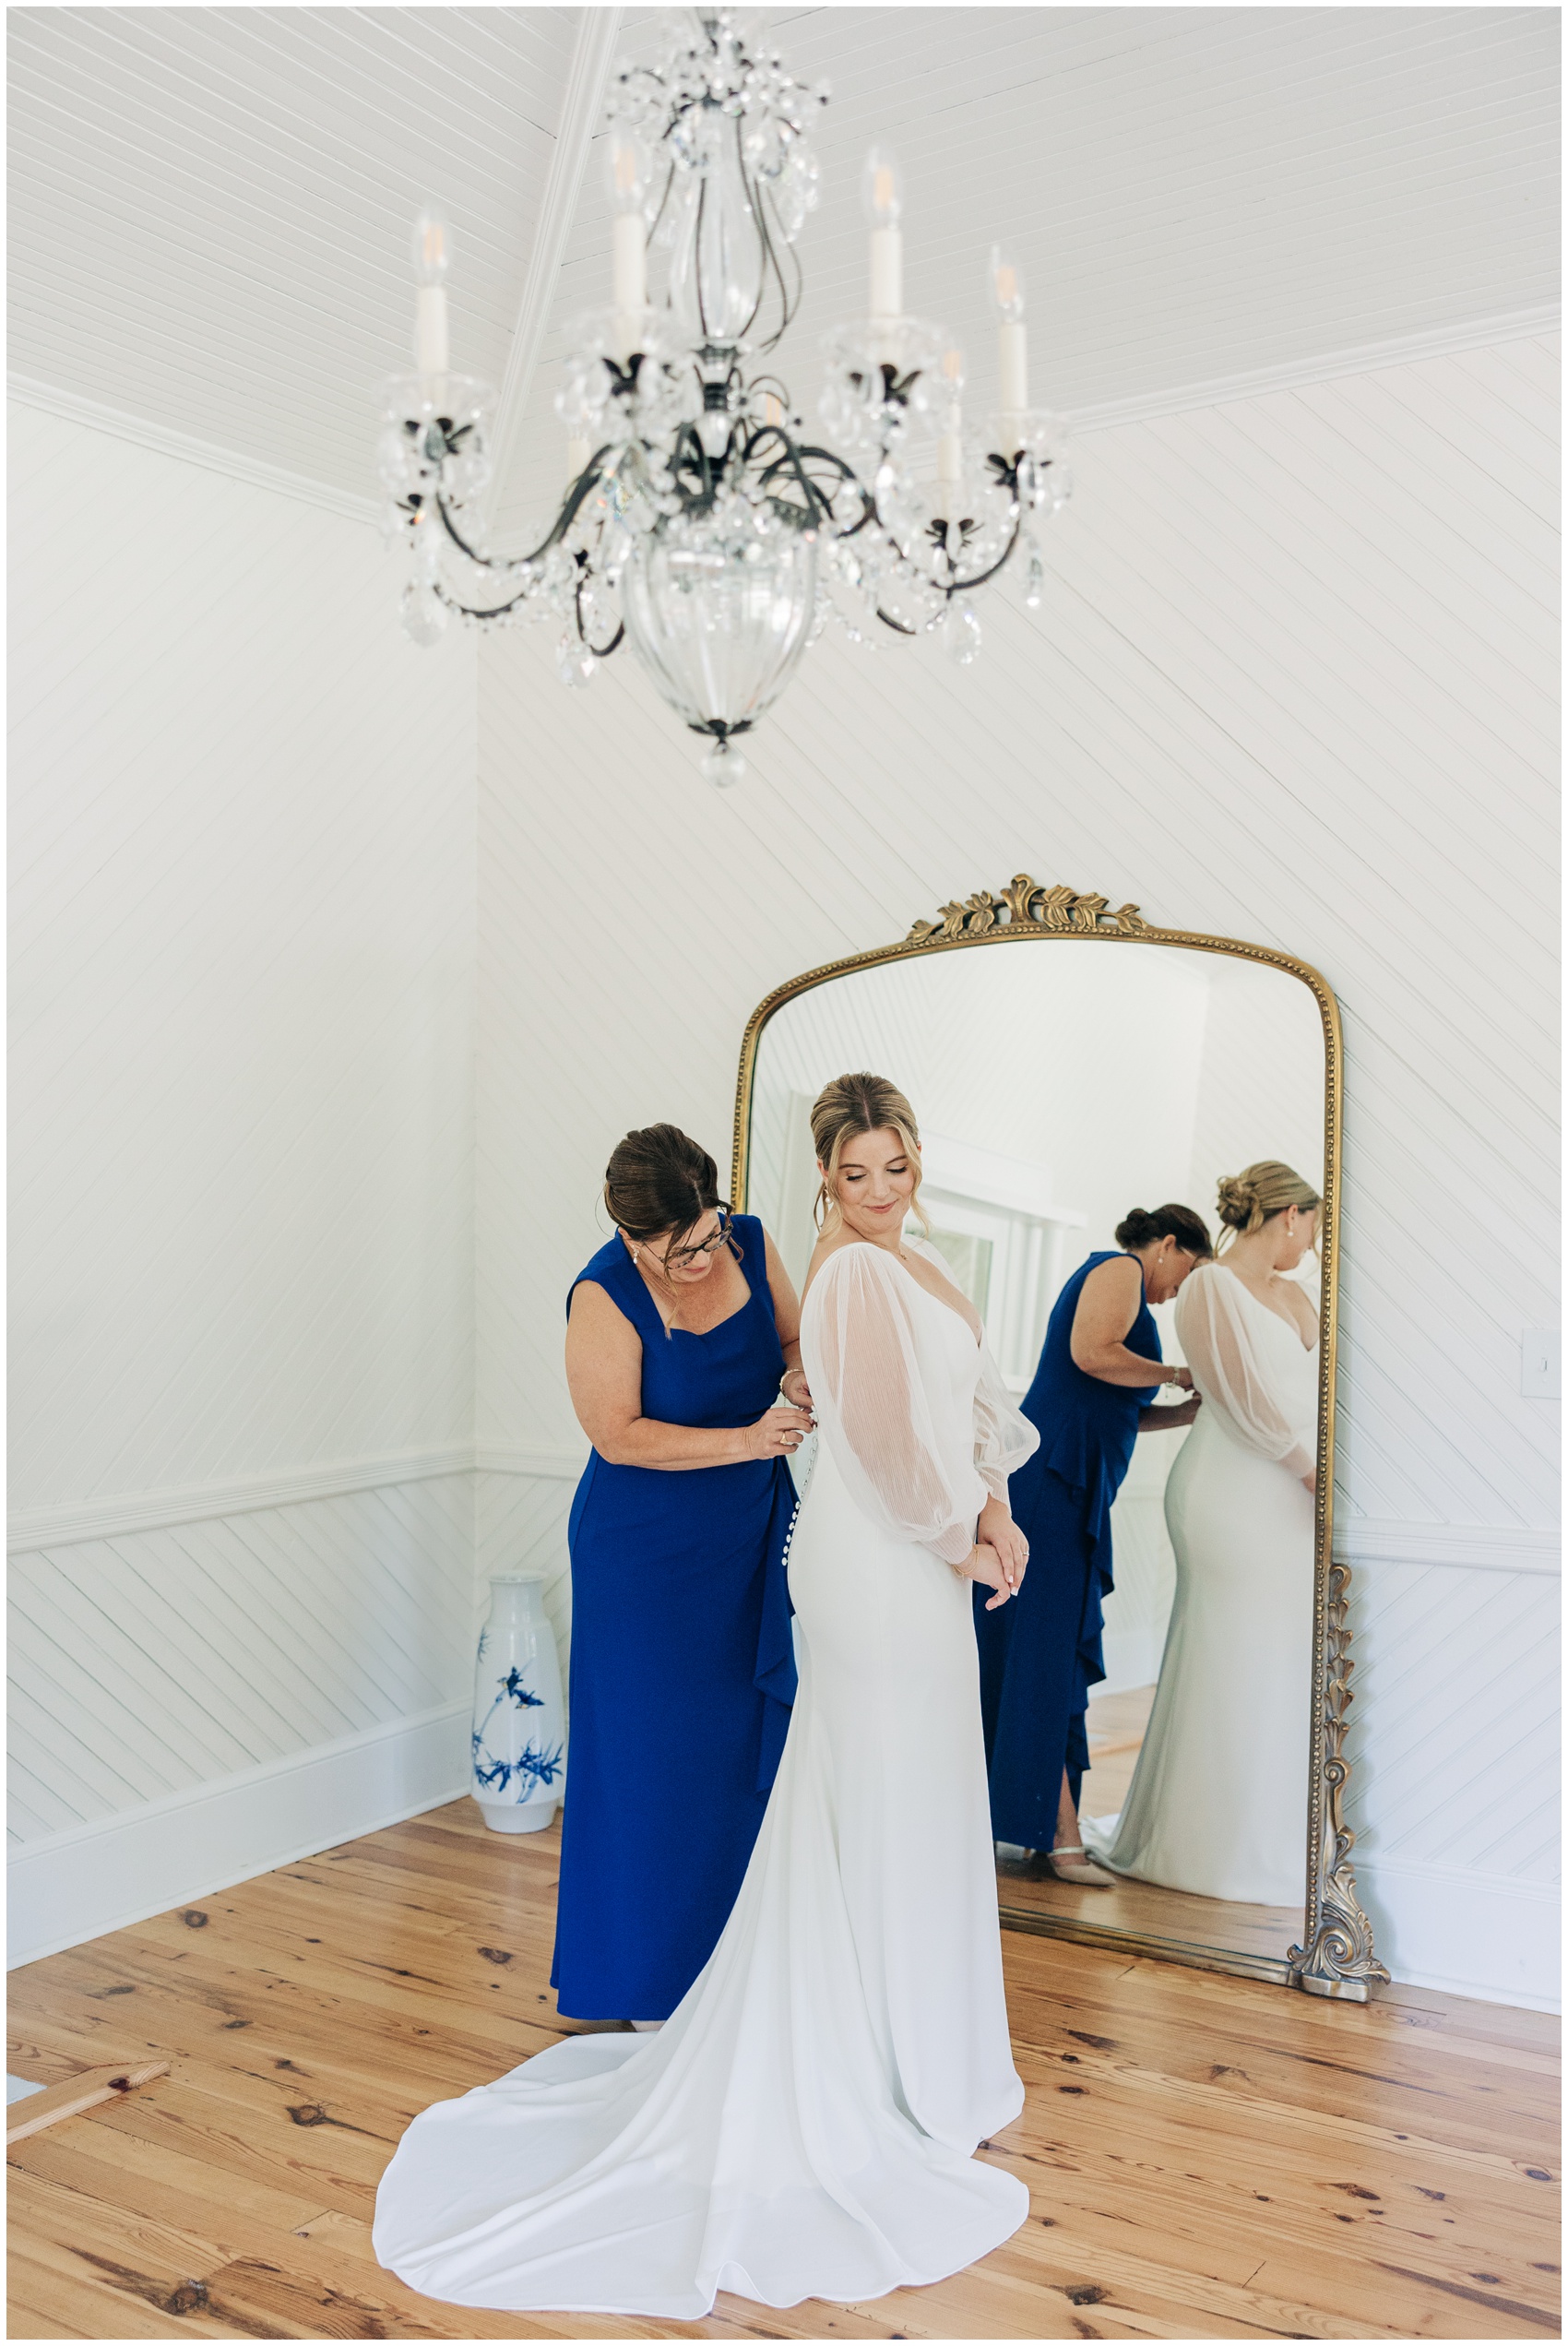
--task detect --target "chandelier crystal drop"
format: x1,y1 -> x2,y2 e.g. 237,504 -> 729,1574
377,7 -> 1071,778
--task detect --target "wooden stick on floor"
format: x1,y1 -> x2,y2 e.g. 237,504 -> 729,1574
6,2060 -> 170,2147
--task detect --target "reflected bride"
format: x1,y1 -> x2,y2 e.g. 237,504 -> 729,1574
1086,1162 -> 1322,1906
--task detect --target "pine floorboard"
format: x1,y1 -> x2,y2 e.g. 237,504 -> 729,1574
7,1799 -> 1560,2341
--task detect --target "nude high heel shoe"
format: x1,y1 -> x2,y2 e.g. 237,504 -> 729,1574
1043,1844 -> 1117,1888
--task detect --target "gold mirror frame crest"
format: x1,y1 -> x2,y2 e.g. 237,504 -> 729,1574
734,874 -> 1388,2002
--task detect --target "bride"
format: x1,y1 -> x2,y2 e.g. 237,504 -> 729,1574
1086,1161 -> 1322,1907
374,1071 -> 1040,2316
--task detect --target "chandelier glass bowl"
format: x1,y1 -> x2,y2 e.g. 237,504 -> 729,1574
376,7 -> 1071,777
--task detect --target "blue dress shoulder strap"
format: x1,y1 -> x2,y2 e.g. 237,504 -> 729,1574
730,1215 -> 776,1321
567,1233 -> 664,1343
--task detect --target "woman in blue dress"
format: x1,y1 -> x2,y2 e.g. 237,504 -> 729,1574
974,1203 -> 1210,1880
556,1124 -> 814,2026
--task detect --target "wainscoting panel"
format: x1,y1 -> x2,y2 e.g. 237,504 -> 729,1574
6,1475 -> 474,1845
1342,1546 -> 1560,2007
6,1469 -> 477,1966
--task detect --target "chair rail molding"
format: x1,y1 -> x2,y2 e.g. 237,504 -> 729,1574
7,1447 -> 475,1553
1336,1520 -> 1560,1576
474,1446 -> 587,1482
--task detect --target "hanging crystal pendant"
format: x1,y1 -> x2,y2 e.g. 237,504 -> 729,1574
620,499 -> 819,742
701,737 -> 748,787
401,580 -> 448,646
555,631 -> 595,688
1024,538 -> 1044,609
944,600 -> 982,664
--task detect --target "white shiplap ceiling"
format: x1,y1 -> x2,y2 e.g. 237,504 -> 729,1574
9,5 -> 1560,521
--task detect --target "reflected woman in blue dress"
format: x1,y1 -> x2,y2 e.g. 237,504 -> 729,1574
557,1125 -> 813,2026
974,1203 -> 1211,1880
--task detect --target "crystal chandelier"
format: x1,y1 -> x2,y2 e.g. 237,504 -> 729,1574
377,9 -> 1071,783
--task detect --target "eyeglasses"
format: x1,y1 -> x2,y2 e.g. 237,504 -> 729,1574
663,1208 -> 734,1267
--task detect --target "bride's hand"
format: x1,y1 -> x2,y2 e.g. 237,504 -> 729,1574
977,1495 -> 1028,1591
959,1540 -> 1016,1612
1301,1471 -> 1317,1494
742,1404 -> 814,1460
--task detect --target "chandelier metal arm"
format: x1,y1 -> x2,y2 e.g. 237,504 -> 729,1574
433,447 -> 613,575
861,462 -> 1024,601
746,430 -> 856,531
430,577 -> 536,625
936,499 -> 1025,597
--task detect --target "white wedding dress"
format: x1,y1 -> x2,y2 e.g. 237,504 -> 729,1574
373,1237 -> 1039,2316
1086,1263 -> 1317,1906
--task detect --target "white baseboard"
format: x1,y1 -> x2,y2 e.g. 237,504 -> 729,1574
1355,1854 -> 1561,2013
7,1702 -> 469,1970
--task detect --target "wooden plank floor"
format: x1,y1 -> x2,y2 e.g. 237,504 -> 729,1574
7,1799 -> 1560,2341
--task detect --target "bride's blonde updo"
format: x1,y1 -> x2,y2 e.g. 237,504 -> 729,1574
810,1072 -> 928,1234
1216,1160 -> 1322,1250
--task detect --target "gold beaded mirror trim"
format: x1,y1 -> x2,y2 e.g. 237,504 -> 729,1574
732,873 -> 1388,2003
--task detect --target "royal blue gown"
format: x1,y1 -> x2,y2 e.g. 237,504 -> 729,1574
552,1214 -> 798,2020
973,1250 -> 1161,1851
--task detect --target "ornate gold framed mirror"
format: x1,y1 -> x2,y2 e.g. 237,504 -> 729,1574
734,875 -> 1388,1999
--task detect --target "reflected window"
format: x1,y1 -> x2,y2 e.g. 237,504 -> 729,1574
923,1226 -> 994,1316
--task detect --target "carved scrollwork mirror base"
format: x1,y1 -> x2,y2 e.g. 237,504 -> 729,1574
736,874 -> 1389,2002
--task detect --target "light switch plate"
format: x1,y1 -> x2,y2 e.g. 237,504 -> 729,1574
1520,1328 -> 1561,1399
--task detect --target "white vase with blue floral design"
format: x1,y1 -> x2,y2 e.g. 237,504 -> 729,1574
471,1571 -> 565,1835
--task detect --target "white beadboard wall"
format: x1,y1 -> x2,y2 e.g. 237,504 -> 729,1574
477,335 -> 1560,2007
8,401 -> 480,1961
10,336 -> 1559,2007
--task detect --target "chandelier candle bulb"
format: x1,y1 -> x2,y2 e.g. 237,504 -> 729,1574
863,147 -> 904,320
411,208 -> 451,378
990,246 -> 1028,443
935,345 -> 964,521
612,212 -> 647,318
999,319 -> 1028,430
565,435 -> 590,480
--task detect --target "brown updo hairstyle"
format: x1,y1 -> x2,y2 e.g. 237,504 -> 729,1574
602,1124 -> 731,1257
1215,1160 -> 1322,1251
1114,1203 -> 1214,1259
810,1072 -> 929,1235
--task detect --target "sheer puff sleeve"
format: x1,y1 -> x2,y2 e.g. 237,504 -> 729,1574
1175,1265 -> 1315,1479
973,1338 -> 1040,1500
804,1244 -> 990,1565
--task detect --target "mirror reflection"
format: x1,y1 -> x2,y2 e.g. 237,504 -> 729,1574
744,939 -> 1329,1967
